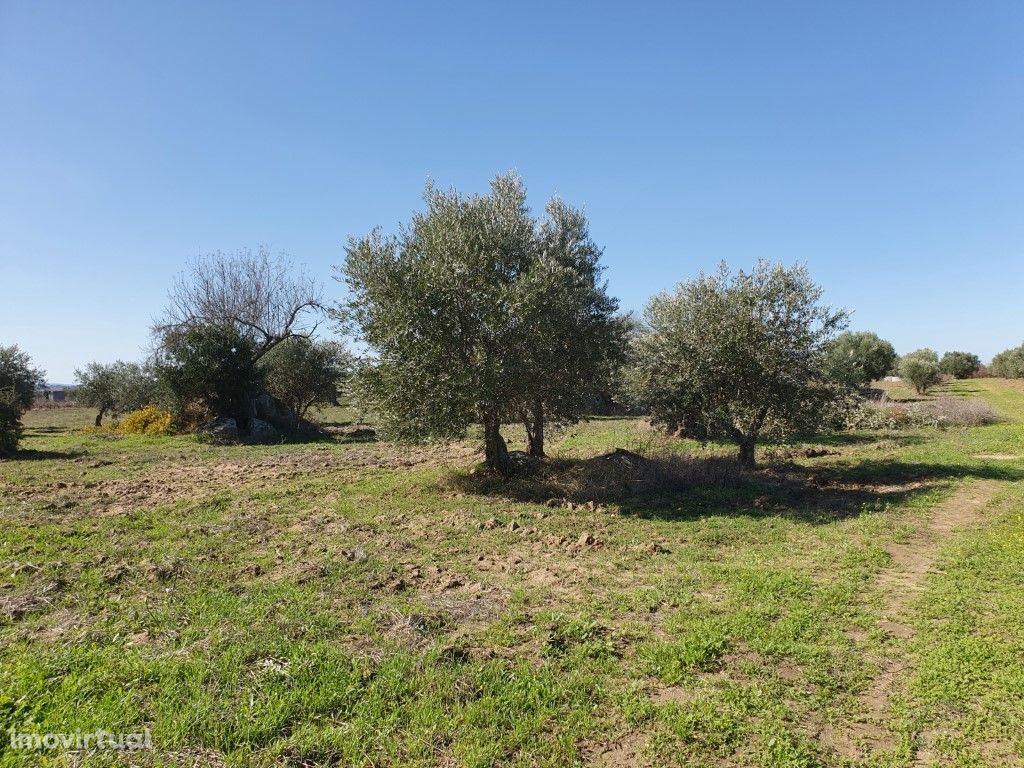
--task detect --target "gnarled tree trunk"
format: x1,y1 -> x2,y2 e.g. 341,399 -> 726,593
738,436 -> 756,468
483,413 -> 511,476
94,407 -> 107,428
525,399 -> 545,457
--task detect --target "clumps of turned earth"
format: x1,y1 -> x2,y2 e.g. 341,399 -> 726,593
2,441 -> 483,516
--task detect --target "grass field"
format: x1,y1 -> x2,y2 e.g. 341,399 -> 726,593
2,381 -> 1023,767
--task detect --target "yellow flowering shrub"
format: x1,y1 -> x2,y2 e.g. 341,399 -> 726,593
116,405 -> 173,435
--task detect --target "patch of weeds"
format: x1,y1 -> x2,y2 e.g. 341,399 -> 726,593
544,614 -> 617,662
640,620 -> 730,683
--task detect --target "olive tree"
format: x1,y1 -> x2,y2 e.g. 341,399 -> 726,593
990,344 -> 1024,378
341,175 -> 534,475
823,331 -> 897,387
939,351 -> 981,379
340,173 -> 622,474
0,345 -> 46,455
627,261 -> 848,468
74,360 -> 157,426
260,338 -> 352,422
899,348 -> 942,394
156,325 -> 263,428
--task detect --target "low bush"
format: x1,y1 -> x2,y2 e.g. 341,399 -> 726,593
116,405 -> 173,435
920,397 -> 1000,427
848,397 -> 998,430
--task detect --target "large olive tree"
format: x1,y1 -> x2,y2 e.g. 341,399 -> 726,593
340,174 -> 621,474
939,351 -> 981,380
991,343 -> 1024,378
628,261 -> 848,468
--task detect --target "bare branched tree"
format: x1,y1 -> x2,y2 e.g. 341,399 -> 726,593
154,247 -> 325,360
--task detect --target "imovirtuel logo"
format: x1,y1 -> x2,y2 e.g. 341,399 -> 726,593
7,727 -> 152,751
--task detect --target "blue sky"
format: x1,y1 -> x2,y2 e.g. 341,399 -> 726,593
2,1 -> 1022,383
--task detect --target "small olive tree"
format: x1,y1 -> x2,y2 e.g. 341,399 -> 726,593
939,351 -> 981,379
899,349 -> 942,394
0,345 -> 46,455
627,261 -> 848,468
75,360 -> 158,426
823,331 -> 898,387
261,338 -> 352,422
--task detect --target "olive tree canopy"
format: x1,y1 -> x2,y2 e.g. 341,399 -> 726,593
899,349 -> 942,394
74,360 -> 158,427
627,261 -> 848,468
823,331 -> 897,388
339,173 -> 622,474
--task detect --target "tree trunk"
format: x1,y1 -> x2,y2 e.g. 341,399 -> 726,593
94,408 -> 106,428
526,399 -> 545,458
483,414 -> 511,476
737,436 -> 756,469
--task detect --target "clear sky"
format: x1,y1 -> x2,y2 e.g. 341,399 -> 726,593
2,1 -> 1022,383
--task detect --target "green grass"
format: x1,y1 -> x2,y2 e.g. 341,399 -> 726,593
2,383 -> 1023,766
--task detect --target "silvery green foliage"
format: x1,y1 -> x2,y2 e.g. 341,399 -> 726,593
514,198 -> 625,455
74,360 -> 158,427
0,344 -> 45,454
627,261 -> 849,467
898,348 -> 943,394
990,343 -> 1024,379
260,338 -> 352,420
939,351 -> 981,379
340,174 -> 622,473
823,331 -> 898,387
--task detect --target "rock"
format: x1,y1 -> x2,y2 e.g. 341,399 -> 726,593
249,418 -> 280,441
483,517 -> 501,530
507,520 -> 520,532
254,393 -> 280,420
342,548 -> 367,562
576,532 -> 596,547
199,417 -> 239,439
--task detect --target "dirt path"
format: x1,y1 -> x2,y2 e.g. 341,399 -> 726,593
826,479 -> 1001,763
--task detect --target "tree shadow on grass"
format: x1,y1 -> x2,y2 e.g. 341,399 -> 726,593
447,449 -> 1024,525
24,425 -> 80,436
3,448 -> 87,462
